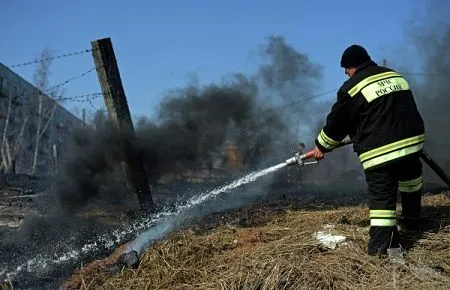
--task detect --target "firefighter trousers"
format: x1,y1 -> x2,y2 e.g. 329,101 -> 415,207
364,153 -> 423,256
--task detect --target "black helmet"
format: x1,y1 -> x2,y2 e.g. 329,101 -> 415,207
340,44 -> 371,68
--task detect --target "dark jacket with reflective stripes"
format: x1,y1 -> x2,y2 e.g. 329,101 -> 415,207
315,61 -> 425,170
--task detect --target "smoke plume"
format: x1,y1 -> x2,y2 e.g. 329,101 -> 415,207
402,1 -> 450,186
47,35 -> 325,212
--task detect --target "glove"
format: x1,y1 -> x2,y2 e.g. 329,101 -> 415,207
312,146 -> 325,160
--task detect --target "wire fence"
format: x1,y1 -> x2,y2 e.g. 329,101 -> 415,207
6,48 -> 97,69
0,46 -> 106,116
3,45 -> 450,120
0,46 -> 107,175
47,67 -> 97,92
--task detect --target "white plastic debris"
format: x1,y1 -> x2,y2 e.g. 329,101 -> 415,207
387,247 -> 405,265
314,224 -> 347,249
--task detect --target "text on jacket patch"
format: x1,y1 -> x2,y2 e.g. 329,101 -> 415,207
361,77 -> 410,103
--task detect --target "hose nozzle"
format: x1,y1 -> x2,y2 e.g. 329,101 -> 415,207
285,153 -> 301,166
285,150 -> 317,167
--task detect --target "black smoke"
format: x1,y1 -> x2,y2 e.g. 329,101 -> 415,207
135,83 -> 286,183
401,1 -> 450,187
46,35 -> 325,212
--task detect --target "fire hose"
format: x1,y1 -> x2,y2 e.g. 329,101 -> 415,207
285,138 -> 450,188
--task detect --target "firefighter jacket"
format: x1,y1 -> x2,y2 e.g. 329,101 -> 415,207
315,61 -> 425,171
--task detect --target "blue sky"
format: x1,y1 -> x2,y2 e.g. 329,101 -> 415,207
1,0 -> 430,121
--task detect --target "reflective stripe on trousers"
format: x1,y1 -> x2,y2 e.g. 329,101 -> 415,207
398,175 -> 423,192
370,209 -> 397,227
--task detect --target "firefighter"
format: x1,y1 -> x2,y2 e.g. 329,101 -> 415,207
312,44 -> 425,256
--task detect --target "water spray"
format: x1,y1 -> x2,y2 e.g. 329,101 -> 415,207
115,137 -> 450,268
115,162 -> 295,268
113,143 -> 322,269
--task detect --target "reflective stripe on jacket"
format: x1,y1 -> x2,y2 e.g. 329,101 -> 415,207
315,61 -> 425,170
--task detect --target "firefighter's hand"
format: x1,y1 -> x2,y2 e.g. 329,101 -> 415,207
312,146 -> 325,160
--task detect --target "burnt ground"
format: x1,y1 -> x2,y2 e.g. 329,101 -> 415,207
0,173 -> 137,289
0,174 -> 51,225
0,173 -> 448,289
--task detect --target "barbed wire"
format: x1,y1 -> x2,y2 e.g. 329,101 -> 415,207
274,70 -> 450,111
7,48 -> 97,69
3,49 -> 449,117
45,67 -> 97,92
275,88 -> 338,111
86,98 -> 103,113
53,92 -> 103,103
1,62 -> 99,96
0,65 -> 100,107
4,92 -> 104,106
402,72 -> 450,77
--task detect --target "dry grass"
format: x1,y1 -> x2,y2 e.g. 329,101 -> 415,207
63,193 -> 450,290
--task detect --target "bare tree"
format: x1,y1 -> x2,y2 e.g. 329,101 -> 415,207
0,89 -> 32,174
0,91 -> 13,173
10,113 -> 30,173
30,48 -> 60,175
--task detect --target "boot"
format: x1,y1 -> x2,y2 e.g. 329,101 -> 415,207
368,226 -> 400,256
